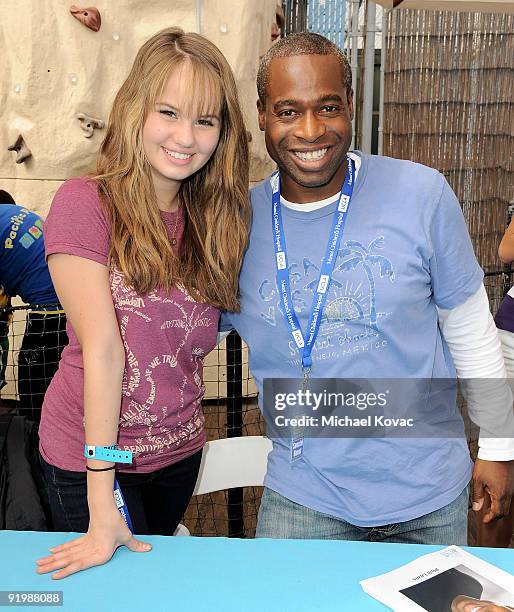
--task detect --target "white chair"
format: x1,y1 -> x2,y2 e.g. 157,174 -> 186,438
194,435 -> 273,495
173,435 -> 273,536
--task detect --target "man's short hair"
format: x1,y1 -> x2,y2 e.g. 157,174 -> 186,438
257,32 -> 352,105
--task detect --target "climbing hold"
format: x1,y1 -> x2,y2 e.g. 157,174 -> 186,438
7,134 -> 32,164
76,113 -> 104,138
69,5 -> 101,32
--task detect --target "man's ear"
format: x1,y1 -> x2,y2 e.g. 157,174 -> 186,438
257,99 -> 266,131
347,88 -> 354,121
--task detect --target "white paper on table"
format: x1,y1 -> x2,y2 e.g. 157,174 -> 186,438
360,545 -> 514,611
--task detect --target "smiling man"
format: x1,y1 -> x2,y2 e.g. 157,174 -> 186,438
221,32 -> 514,544
260,53 -> 353,203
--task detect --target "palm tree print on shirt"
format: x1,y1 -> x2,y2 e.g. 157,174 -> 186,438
337,237 -> 395,330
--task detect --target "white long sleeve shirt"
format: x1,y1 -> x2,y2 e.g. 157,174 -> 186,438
437,285 -> 514,460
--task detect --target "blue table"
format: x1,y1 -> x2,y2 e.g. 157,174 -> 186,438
1,531 -> 513,611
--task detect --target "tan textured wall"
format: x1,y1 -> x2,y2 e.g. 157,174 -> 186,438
0,0 -> 276,216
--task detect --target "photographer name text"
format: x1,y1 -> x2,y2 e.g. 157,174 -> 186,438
274,415 -> 414,428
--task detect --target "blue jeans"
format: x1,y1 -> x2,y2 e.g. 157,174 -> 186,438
256,486 -> 469,545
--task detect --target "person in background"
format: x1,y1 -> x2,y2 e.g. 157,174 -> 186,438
271,2 -> 285,43
0,190 -> 67,420
36,27 -> 250,579
498,209 -> 514,266
0,191 -> 13,393
479,212 -> 514,547
0,288 -> 11,395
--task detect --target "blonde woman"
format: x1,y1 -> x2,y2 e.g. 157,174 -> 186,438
36,27 -> 250,578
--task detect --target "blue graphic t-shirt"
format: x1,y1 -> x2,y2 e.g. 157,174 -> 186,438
222,152 -> 483,526
0,204 -> 58,305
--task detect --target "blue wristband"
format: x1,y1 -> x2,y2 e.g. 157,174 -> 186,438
84,445 -> 133,464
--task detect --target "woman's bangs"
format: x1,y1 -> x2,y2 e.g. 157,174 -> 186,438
176,60 -> 224,119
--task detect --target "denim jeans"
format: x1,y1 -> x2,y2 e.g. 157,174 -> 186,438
40,450 -> 202,535
256,485 -> 469,545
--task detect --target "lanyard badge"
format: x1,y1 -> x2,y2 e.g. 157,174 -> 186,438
271,157 -> 356,461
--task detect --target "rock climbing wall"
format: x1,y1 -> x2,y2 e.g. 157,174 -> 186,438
0,0 -> 276,217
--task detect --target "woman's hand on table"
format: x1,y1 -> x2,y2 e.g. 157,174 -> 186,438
35,506 -> 152,579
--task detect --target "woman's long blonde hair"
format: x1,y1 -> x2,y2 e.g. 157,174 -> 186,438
95,27 -> 250,311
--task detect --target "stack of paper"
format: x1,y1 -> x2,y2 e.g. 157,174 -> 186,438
361,546 -> 514,611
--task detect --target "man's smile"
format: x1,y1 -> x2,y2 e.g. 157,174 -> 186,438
292,147 -> 329,162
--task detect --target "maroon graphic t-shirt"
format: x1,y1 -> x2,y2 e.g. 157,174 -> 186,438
39,178 -> 219,472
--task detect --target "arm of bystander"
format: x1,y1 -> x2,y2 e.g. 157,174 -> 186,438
498,216 -> 514,265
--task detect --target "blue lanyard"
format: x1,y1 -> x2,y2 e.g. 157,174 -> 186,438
113,479 -> 134,533
271,157 -> 356,376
